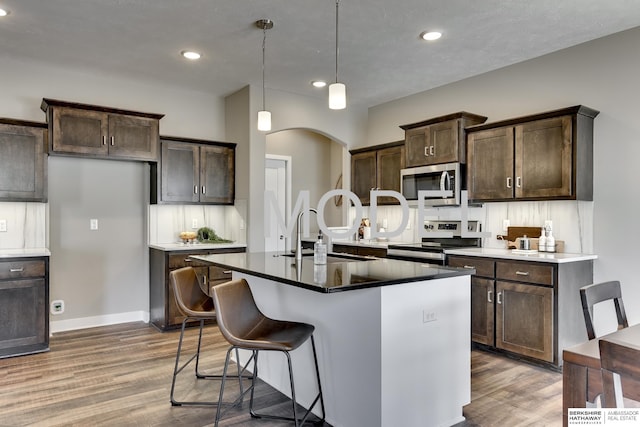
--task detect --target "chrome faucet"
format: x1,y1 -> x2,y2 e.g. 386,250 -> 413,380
295,208 -> 318,261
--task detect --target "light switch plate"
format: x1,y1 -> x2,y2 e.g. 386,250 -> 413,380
0,219 -> 6,232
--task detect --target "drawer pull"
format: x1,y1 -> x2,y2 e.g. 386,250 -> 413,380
223,271 -> 232,274
184,258 -> 193,262
10,267 -> 25,272
487,290 -> 492,303
515,271 -> 530,276
463,265 -> 475,269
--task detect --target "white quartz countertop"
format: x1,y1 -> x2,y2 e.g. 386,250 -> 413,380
445,247 -> 597,264
0,248 -> 51,258
303,238 -> 400,249
149,242 -> 247,251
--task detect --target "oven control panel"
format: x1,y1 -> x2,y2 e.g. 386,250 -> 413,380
424,220 -> 480,235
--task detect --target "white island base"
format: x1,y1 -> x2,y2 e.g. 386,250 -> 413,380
234,272 -> 471,427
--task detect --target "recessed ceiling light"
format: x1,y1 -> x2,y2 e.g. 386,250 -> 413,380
421,31 -> 442,41
181,50 -> 201,60
0,8 -> 9,17
312,81 -> 327,88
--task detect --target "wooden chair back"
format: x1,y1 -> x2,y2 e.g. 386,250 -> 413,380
580,281 -> 628,340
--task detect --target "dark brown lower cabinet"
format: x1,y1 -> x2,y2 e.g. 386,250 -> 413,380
332,244 -> 387,258
149,247 -> 245,331
0,257 -> 49,358
496,281 -> 553,362
448,254 -> 592,368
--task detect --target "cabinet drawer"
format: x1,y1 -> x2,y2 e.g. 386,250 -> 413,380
0,260 -> 46,280
448,256 -> 494,277
168,253 -> 212,269
496,261 -> 553,286
209,265 -> 232,281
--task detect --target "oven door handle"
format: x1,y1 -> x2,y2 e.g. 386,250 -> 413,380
440,171 -> 451,198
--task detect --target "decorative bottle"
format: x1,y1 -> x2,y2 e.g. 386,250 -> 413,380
545,228 -> 556,253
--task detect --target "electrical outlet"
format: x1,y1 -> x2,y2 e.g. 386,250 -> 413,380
502,219 -> 510,232
191,218 -> 198,229
90,219 -> 98,230
51,300 -> 65,315
0,219 -> 6,232
423,310 -> 437,323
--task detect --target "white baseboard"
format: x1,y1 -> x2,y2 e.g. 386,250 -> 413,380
50,311 -> 150,334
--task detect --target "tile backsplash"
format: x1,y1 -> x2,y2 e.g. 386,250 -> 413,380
348,199 -> 593,254
0,202 -> 48,249
148,200 -> 247,245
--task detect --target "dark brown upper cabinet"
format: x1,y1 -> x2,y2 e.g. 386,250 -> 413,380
40,98 -> 163,162
466,105 -> 599,202
351,141 -> 405,205
150,136 -> 236,205
0,119 -> 48,202
401,112 -> 487,168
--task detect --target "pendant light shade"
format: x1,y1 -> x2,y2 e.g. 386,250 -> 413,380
329,82 -> 346,110
257,110 -> 271,131
256,19 -> 273,131
329,0 -> 346,110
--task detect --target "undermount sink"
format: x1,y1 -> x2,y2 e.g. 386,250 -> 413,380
280,252 -> 376,263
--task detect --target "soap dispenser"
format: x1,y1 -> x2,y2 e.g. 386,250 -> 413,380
538,227 -> 547,252
314,232 -> 327,265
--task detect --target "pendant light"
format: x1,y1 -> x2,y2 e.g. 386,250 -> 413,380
329,0 -> 346,110
256,19 -> 273,131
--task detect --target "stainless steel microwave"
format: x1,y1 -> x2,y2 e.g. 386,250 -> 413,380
400,162 -> 462,206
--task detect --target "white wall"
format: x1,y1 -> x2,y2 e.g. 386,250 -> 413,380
367,26 -> 640,326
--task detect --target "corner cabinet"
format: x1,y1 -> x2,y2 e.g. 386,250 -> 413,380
466,105 -> 599,202
150,136 -> 236,205
0,119 -> 48,202
448,255 -> 593,368
350,141 -> 404,205
40,98 -> 164,162
0,257 -> 49,358
401,112 -> 487,168
149,247 -> 245,331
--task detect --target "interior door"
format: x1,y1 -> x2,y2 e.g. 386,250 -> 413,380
265,157 -> 288,253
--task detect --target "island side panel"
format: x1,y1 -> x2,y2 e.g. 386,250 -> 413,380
236,272 -> 384,427
380,275 -> 471,427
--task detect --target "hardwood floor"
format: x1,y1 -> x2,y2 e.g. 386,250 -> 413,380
0,322 -> 562,426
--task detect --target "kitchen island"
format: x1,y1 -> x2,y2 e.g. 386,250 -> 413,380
191,251 -> 473,427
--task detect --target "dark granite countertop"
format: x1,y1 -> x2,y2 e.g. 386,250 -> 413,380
190,251 -> 473,293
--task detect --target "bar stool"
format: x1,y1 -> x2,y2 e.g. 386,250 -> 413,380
580,280 -> 629,340
169,267 -> 248,406
210,278 -> 325,426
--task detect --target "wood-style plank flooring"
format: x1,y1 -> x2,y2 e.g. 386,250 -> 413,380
0,322 -> 562,426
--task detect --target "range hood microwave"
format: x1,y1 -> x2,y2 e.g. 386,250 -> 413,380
400,162 -> 463,206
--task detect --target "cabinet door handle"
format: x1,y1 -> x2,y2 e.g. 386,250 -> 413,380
463,265 -> 475,269
515,271 -> 530,276
203,275 -> 207,285
424,146 -> 429,157
506,177 -> 512,189
201,186 -> 206,194
110,136 -> 115,146
516,176 -> 522,188
487,290 -> 493,303
194,185 -> 198,194
497,291 -> 502,304
102,136 -> 107,145
430,145 -> 435,156
10,267 -> 24,272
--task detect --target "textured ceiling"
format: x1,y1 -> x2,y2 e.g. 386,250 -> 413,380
1,0 -> 640,108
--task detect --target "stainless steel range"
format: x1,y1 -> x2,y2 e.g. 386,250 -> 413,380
387,220 -> 482,265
